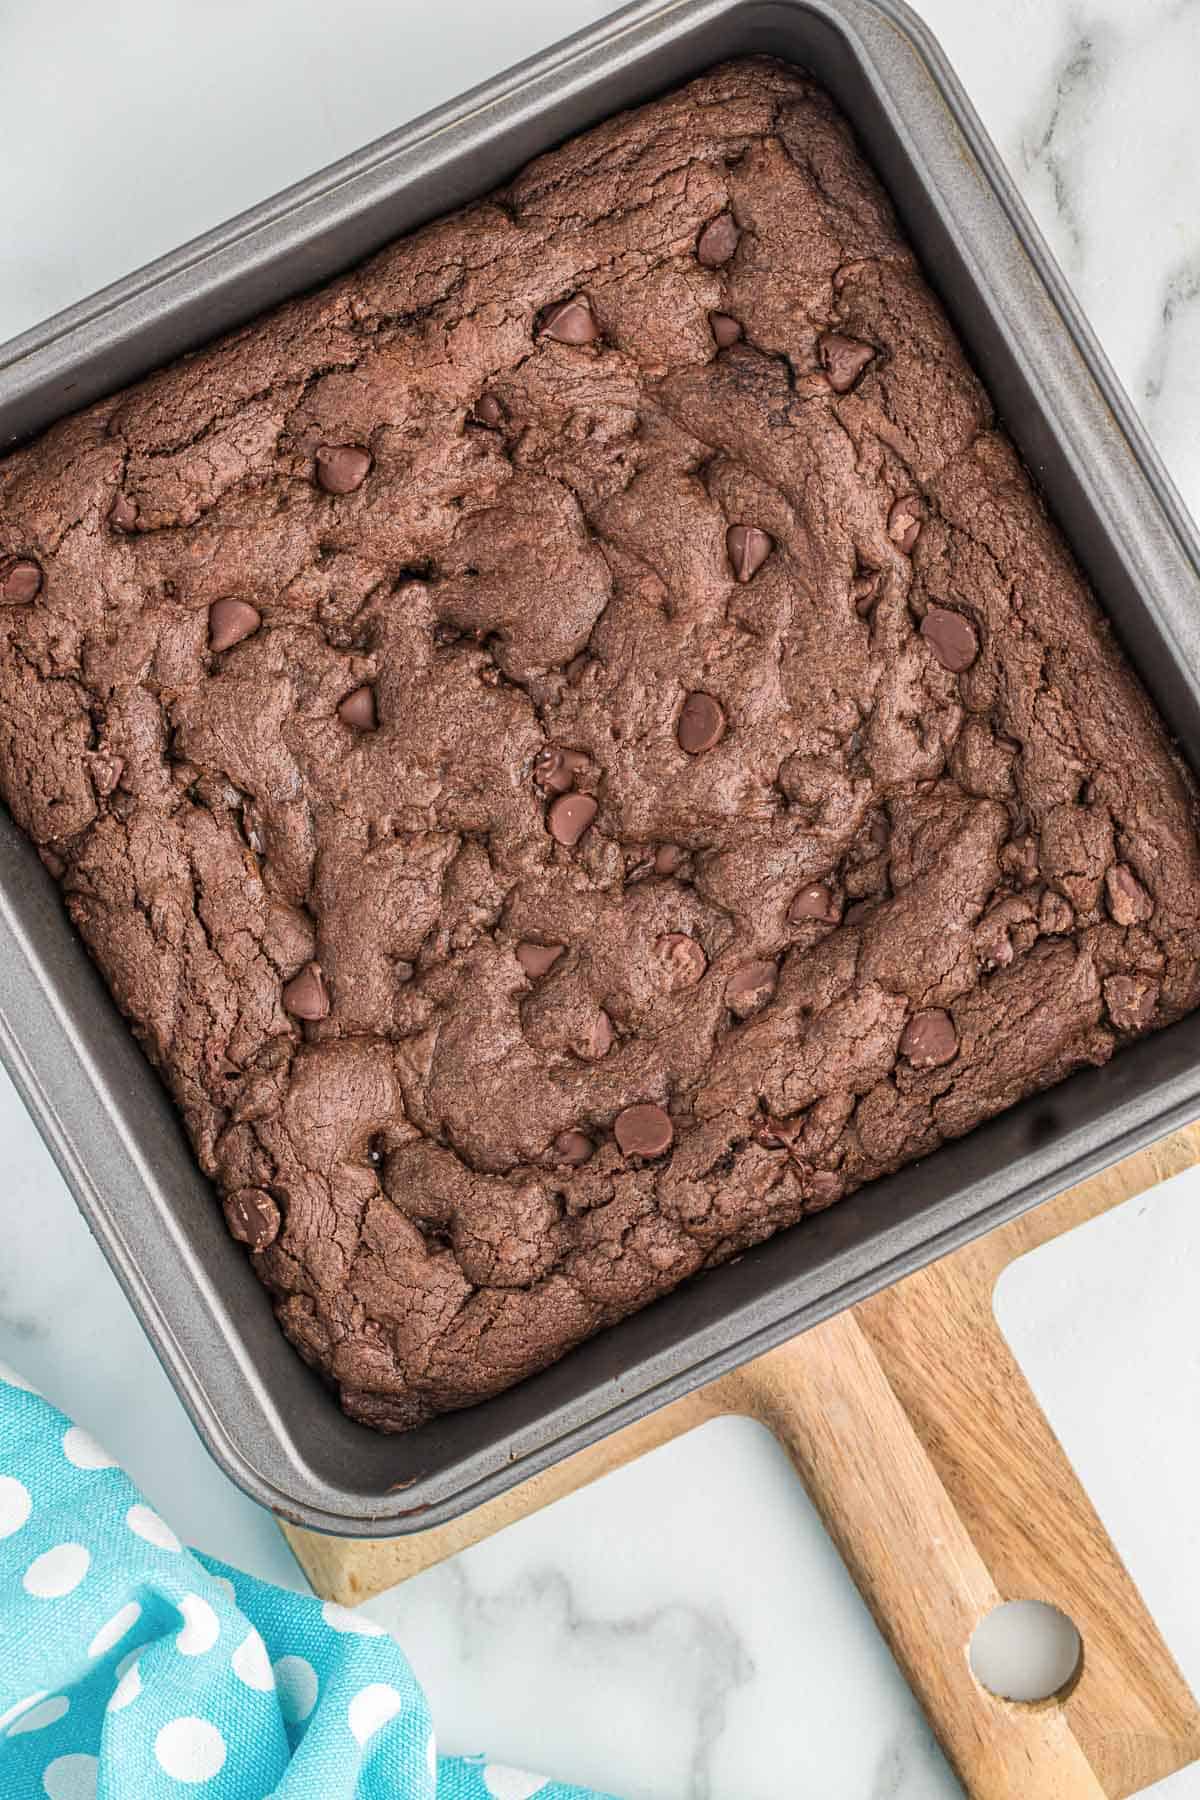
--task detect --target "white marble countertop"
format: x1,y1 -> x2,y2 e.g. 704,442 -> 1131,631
3,1 -> 1200,1794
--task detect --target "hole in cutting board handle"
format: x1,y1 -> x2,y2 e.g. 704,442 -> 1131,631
969,1600 -> 1082,1703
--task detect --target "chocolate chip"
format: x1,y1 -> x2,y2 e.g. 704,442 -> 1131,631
315,444 -> 372,495
853,571 -> 882,618
656,932 -> 707,989
844,900 -> 876,926
365,1135 -> 387,1168
0,557 -> 43,605
39,847 -> 66,879
1103,973 -> 1159,1033
920,606 -> 978,673
726,525 -> 772,583
584,1009 -> 614,1059
819,332 -> 875,393
534,745 -> 589,793
1105,862 -> 1153,926
539,295 -> 600,344
109,493 -> 138,532
473,393 -> 505,428
223,1187 -> 280,1252
516,941 -> 565,978
806,1169 -> 841,1206
677,691 -> 725,756
282,961 -> 330,1021
726,959 -> 777,1017
337,683 -> 377,730
899,1008 -> 958,1069
1001,832 -> 1040,887
87,752 -> 124,797
888,495 -> 923,554
1039,890 -> 1074,936
547,791 -> 597,846
208,598 -> 261,652
710,311 -> 743,348
697,212 -> 740,267
614,1102 -> 674,1158
789,882 -> 841,925
553,1129 -> 594,1167
654,844 -> 686,876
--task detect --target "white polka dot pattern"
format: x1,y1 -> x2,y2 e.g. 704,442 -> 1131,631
0,1473 -> 32,1538
232,1627 -> 275,1692
124,1504 -> 181,1552
87,1601 -> 141,1659
347,1682 -> 404,1745
0,1360 -> 40,1394
107,1658 -> 142,1713
321,1600 -> 386,1636
273,1655 -> 318,1724
62,1427 -> 116,1471
23,1542 -> 90,1598
483,1766 -> 551,1799
6,1694 -> 68,1735
154,1715 -> 227,1783
41,1754 -> 98,1800
175,1593 -> 220,1655
0,1692 -> 47,1733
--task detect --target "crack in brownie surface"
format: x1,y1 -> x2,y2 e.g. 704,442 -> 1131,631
2,60 -> 1199,1429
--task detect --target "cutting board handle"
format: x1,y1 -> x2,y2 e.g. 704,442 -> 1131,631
285,1125 -> 1200,1799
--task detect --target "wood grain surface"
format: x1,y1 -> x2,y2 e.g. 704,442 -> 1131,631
284,1123 -> 1200,1799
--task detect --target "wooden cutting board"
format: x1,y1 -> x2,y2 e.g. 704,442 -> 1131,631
284,1123 -> 1200,1800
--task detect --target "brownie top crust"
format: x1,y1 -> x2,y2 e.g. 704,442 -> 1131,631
2,59 -> 1197,1430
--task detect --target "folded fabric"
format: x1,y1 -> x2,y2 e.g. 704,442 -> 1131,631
0,1361 -> 614,1799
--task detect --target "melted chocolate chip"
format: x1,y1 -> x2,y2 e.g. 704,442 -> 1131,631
547,791 -> 597,846
853,572 -> 882,618
614,1102 -> 674,1158
315,444 -> 372,495
677,691 -> 725,756
789,882 -> 842,926
726,525 -> 772,583
474,393 -> 505,428
920,606 -> 978,673
1103,973 -> 1159,1033
656,932 -> 707,989
696,212 -> 740,267
899,1008 -> 958,1069
224,1187 -> 280,1252
1039,890 -> 1074,936
726,960 -> 777,1017
0,557 -> 43,605
208,598 -> 261,652
819,332 -> 875,393
282,961 -> 330,1021
109,493 -> 138,532
887,495 -> 923,554
554,1129 -> 594,1167
516,941 -> 565,978
534,745 -> 589,794
654,844 -> 686,876
709,311 -> 743,348
539,295 -> 600,344
584,1009 -> 614,1059
1105,862 -> 1153,926
337,683 -> 377,730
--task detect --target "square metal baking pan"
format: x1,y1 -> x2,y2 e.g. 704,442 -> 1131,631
4,0 -> 1200,1536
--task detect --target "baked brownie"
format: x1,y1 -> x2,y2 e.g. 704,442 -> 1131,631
2,60 -> 1198,1430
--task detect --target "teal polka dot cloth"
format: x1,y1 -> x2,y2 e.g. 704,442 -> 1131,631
0,1362 -> 615,1800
